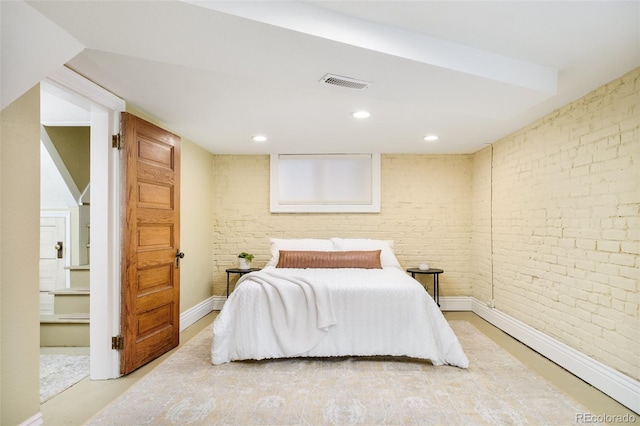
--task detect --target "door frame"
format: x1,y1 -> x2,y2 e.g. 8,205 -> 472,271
40,210 -> 71,288
45,66 -> 125,379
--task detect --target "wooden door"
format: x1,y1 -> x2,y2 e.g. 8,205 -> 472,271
120,112 -> 181,375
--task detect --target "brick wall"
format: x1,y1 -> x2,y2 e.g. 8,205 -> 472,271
212,67 -> 639,380
212,154 -> 473,298
489,68 -> 639,379
471,146 -> 493,303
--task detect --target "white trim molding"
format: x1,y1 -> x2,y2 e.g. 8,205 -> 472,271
19,412 -> 43,426
439,296 -> 473,312
44,66 -> 125,380
472,298 -> 640,414
180,297 -> 216,331
212,296 -> 227,311
46,66 -> 125,113
270,153 -> 381,213
212,296 -> 231,311
183,293 -> 640,413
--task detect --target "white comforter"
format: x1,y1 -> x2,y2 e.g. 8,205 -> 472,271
211,266 -> 469,368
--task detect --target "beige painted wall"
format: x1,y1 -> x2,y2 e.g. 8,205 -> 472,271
179,140 -> 215,311
488,67 -> 639,379
212,154 -> 474,297
1,86 -> 41,424
44,125 -> 91,192
0,99 -> 215,425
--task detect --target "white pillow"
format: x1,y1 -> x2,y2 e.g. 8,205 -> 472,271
330,238 -> 402,269
266,238 -> 333,267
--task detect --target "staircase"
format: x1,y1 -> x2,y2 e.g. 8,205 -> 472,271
40,265 -> 90,346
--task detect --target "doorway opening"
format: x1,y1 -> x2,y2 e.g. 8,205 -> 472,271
39,81 -> 92,401
39,68 -> 125,388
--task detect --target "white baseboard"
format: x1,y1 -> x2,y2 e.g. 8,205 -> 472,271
439,296 -> 473,311
471,298 -> 640,414
212,296 -> 226,311
179,296 -> 228,330
180,296 -> 215,331
20,412 -> 43,426
179,294 -> 639,413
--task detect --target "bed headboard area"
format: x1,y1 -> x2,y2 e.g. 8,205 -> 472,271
276,250 -> 382,269
266,238 -> 402,269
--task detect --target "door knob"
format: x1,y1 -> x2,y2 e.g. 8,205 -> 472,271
175,249 -> 185,267
55,241 -> 63,259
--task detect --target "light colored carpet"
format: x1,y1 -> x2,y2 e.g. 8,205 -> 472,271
87,321 -> 597,425
40,354 -> 90,403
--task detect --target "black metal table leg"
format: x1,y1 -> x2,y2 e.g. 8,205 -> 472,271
406,268 -> 444,307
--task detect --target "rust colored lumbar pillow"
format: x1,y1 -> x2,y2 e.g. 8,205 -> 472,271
276,250 -> 382,269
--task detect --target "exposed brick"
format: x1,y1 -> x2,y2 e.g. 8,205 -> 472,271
592,314 -> 617,330
483,68 -> 639,379
596,240 -> 621,253
212,68 -> 639,382
609,253 -> 637,267
213,154 -> 474,298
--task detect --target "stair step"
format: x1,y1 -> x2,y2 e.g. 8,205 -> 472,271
50,289 -> 90,314
49,288 -> 90,295
66,265 -> 90,270
66,265 -> 90,288
40,313 -> 90,322
40,314 -> 90,347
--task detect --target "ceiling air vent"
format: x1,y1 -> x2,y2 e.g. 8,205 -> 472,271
320,73 -> 371,90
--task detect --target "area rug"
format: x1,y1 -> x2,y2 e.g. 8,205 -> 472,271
87,321 -> 597,425
40,354 -> 90,403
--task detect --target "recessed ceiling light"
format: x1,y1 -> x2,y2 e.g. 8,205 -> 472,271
252,135 -> 267,142
351,110 -> 370,119
423,135 -> 439,142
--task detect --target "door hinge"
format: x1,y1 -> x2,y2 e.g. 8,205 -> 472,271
112,335 -> 124,350
112,134 -> 122,149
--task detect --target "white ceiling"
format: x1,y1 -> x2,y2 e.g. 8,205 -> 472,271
27,1 -> 640,155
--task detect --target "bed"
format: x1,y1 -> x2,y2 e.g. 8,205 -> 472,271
211,238 -> 469,368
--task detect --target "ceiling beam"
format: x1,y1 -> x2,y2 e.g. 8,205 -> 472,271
182,0 -> 557,94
